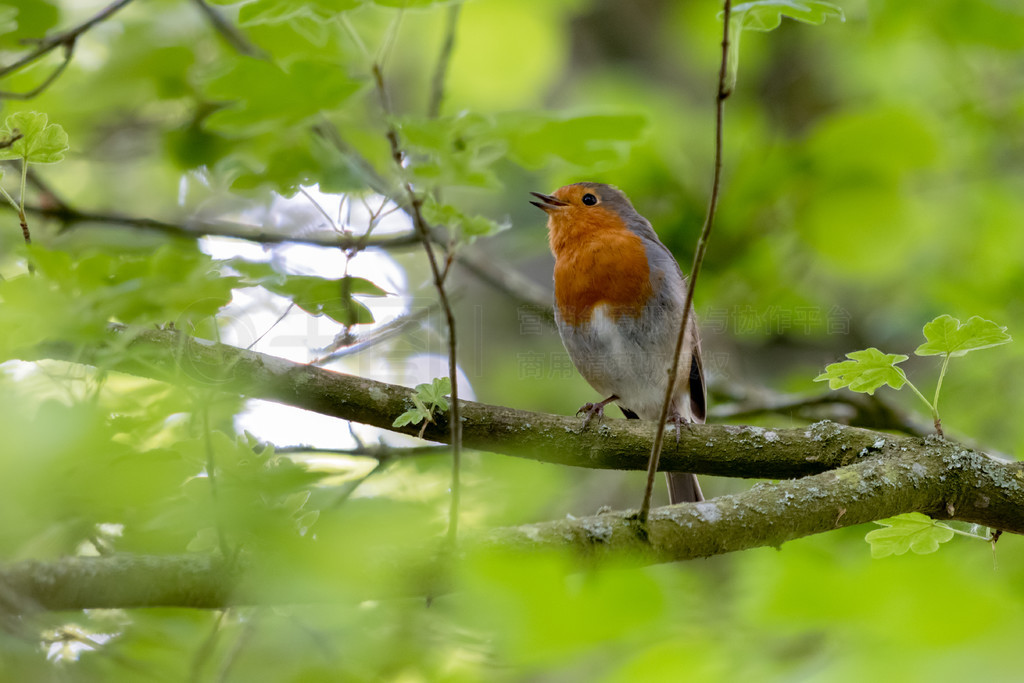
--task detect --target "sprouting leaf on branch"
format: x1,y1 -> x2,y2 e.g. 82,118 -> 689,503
730,0 -> 845,32
0,112 -> 69,164
914,314 -> 1012,358
813,348 -> 908,395
392,377 -> 451,436
865,512 -> 955,558
722,1 -> 845,94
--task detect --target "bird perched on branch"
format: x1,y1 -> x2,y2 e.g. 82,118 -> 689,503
531,182 -> 706,503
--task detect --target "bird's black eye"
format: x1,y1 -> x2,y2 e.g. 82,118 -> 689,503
581,193 -> 598,206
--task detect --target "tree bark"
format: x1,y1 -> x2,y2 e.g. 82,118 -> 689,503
7,326 -> 1021,611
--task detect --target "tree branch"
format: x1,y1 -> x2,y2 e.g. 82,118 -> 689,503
15,202 -> 422,249
1,436 -> 1020,613
6,326 -> 1023,612
20,326 -> 1019,485
188,0 -> 266,58
0,0 -> 135,80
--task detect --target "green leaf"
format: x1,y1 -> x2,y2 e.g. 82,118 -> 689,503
0,111 -> 69,163
722,2 -> 844,97
392,409 -> 425,428
730,0 -> 845,32
202,58 -> 362,135
0,1 -> 60,50
417,376 -> 451,411
273,275 -> 376,325
914,315 -> 1012,358
422,199 -> 505,241
813,347 -> 909,395
399,112 -> 505,190
231,260 -> 386,326
865,513 -> 955,558
238,0 -> 362,25
500,112 -> 647,169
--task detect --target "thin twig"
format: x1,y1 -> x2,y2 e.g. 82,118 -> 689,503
0,0 -> 135,79
188,0 -> 266,58
428,4 -> 462,118
372,62 -> 463,545
0,42 -> 74,99
275,444 -> 453,460
13,201 -> 422,248
0,132 -> 23,149
639,0 -> 732,524
313,300 -> 438,365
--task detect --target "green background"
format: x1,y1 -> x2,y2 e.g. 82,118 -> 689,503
1,0 -> 1022,679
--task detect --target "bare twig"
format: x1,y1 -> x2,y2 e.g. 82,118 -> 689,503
0,0 -> 135,79
0,132 -> 23,149
12,201 -> 422,249
640,0 -> 732,524
372,62 -> 463,545
313,303 -> 437,366
188,0 -> 266,58
0,42 -> 73,99
274,444 -> 452,461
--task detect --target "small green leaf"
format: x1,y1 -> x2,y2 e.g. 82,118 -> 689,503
231,260 -> 386,326
202,58 -> 362,134
392,409 -> 425,428
500,112 -> 647,169
730,0 -> 844,32
343,276 -> 388,297
865,513 -> 955,558
0,111 -> 69,163
422,199 -> 505,240
915,315 -> 1012,358
238,0 -> 361,25
813,348 -> 909,395
416,376 -> 451,409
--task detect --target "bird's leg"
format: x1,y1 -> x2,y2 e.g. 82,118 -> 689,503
576,395 -> 619,431
669,411 -> 694,444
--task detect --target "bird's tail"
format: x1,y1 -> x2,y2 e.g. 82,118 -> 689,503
620,408 -> 704,504
666,472 -> 704,504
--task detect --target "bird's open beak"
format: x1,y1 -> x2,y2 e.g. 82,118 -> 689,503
529,192 -> 568,213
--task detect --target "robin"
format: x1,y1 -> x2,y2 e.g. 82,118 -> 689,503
531,182 -> 706,503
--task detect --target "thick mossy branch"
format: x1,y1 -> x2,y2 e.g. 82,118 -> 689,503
0,554 -> 235,612
488,441 -> 1024,561
30,326 -> 939,479
3,440 -> 1021,613
8,326 -> 1022,612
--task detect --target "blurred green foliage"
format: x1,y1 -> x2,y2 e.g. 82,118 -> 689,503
0,0 -> 1022,680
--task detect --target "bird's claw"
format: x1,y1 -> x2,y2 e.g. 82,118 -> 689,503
670,413 -> 693,444
577,401 -> 606,431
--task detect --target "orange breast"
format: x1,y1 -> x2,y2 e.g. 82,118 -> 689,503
549,207 -> 653,327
